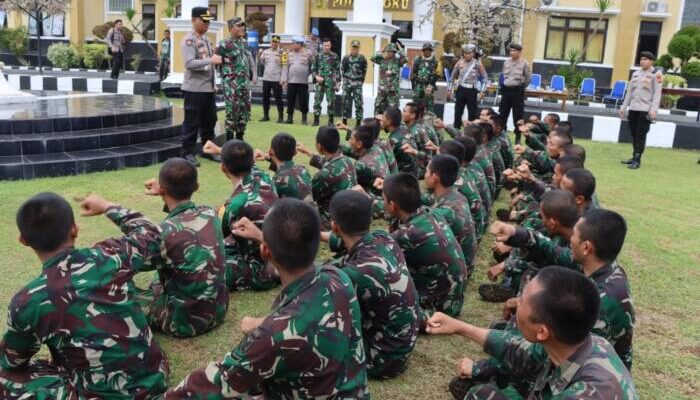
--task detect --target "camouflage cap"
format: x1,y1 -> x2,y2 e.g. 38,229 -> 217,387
351,40 -> 361,47
383,43 -> 398,53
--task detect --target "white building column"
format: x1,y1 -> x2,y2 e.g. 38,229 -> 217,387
278,0 -> 307,42
401,0 -> 439,50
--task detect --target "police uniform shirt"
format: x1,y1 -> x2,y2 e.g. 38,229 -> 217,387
621,68 -> 663,114
502,58 -> 531,88
181,31 -> 215,92
282,49 -> 313,84
260,47 -> 286,82
453,59 -> 487,89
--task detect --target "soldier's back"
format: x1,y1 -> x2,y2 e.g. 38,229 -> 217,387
274,161 -> 312,200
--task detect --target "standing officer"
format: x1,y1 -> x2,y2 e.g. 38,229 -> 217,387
451,44 -> 488,129
312,38 -> 340,127
371,42 -> 407,115
282,36 -> 313,125
619,51 -> 662,170
217,17 -> 251,141
341,40 -> 368,127
258,35 -> 287,123
411,43 -> 439,112
181,7 -> 222,167
499,43 -> 531,144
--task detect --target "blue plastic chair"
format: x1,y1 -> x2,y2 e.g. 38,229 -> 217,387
577,77 -> 596,103
550,75 -> 565,92
444,67 -> 452,90
528,73 -> 542,90
603,80 -> 627,108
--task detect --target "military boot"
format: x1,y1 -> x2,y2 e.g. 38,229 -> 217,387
327,116 -> 334,126
627,153 -> 641,169
301,113 -> 308,125
448,377 -> 475,400
620,154 -> 635,165
259,114 -> 270,122
478,280 -> 516,303
276,112 -> 284,123
285,114 -> 294,124
355,118 -> 362,127
235,129 -> 245,141
311,114 -> 320,126
342,118 -> 348,126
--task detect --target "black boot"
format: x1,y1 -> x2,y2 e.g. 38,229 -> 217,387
328,116 -> 334,126
225,132 -> 233,141
342,118 -> 348,126
301,114 -> 308,125
620,155 -> 635,165
628,153 -> 641,169
184,153 -> 200,167
259,114 -> 270,122
355,118 -> 362,127
235,129 -> 245,141
285,114 -> 294,124
311,115 -> 320,126
448,377 -> 475,400
276,112 -> 284,123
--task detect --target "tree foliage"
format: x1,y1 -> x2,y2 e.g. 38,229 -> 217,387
245,11 -> 270,41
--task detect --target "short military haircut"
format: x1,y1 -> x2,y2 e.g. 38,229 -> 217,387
561,144 -> 586,163
556,155 -> 584,174
556,120 -> 573,135
405,102 -> 419,120
428,154 -> 460,187
546,113 -> 561,125
353,125 -> 375,149
362,118 -> 381,139
455,136 -> 478,164
478,122 -> 495,141
540,190 -> 579,228
330,190 -> 372,236
384,107 -> 402,128
529,266 -> 600,345
159,158 -> 198,200
550,130 -> 573,147
316,126 -> 340,153
439,140 -> 465,164
564,168 -> 596,201
383,173 -> 422,213
322,37 -> 332,43
114,19 -> 123,24
17,192 -> 75,252
490,114 -> 506,130
270,132 -> 297,162
481,107 -> 495,117
262,198 -> 320,270
164,29 -> 170,34
462,124 -> 484,145
577,209 -> 627,261
222,140 -> 254,175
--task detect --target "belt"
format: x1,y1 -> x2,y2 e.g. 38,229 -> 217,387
460,83 -> 477,89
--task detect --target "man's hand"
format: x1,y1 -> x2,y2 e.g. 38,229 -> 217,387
144,178 -> 161,196
618,109 -> 626,119
373,177 -> 384,190
492,242 -> 512,256
203,140 -> 222,155
434,118 -> 446,130
516,163 -> 532,181
296,142 -> 313,156
351,184 -> 370,198
424,141 -> 438,152
252,78 -> 258,85
490,221 -> 517,242
649,111 -> 657,120
426,312 -> 464,335
77,194 -> 115,217
320,231 -> 331,242
232,217 -> 264,243
240,316 -> 265,334
401,143 -> 418,156
457,357 -> 475,379
254,149 -> 268,161
211,54 -> 223,66
487,262 -> 505,282
335,120 -> 349,130
513,144 -> 526,155
282,81 -> 288,90
502,297 -> 518,320
316,76 -> 324,84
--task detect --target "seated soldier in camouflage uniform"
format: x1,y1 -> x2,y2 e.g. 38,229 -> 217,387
427,266 -> 638,400
0,193 -> 169,399
348,125 -> 392,195
165,199 -> 369,399
253,133 -> 312,201
325,190 -> 421,379
383,107 -> 419,178
513,129 -> 572,183
455,136 -> 493,216
138,158 -> 229,338
423,154 -> 478,275
382,173 -> 468,323
203,140 -> 280,291
401,102 -> 441,178
297,126 -> 357,228
461,125 -> 498,201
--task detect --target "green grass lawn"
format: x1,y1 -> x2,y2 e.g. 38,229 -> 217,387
0,104 -> 698,399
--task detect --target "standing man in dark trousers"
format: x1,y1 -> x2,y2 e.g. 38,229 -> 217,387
258,35 -> 286,123
499,43 -> 531,144
451,44 -> 487,129
158,29 -> 171,81
282,36 -> 313,125
619,51 -> 662,170
181,7 -> 222,167
106,19 -> 126,79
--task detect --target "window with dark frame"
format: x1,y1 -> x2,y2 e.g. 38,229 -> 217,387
544,17 -> 608,63
245,5 -> 275,43
142,4 -> 156,41
635,21 -> 663,65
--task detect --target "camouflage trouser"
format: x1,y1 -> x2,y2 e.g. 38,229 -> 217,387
417,276 -> 465,322
223,77 -> 251,138
374,89 -> 399,115
366,344 -> 410,380
412,82 -> 434,112
0,360 -> 74,399
225,253 -> 280,291
313,81 -> 335,117
342,84 -> 363,120
466,383 -> 525,399
136,280 -> 229,338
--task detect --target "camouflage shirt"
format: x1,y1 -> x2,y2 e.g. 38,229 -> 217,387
388,127 -> 419,178
456,166 -> 487,238
165,265 -> 369,399
412,55 -> 438,86
217,37 -> 249,82
391,207 -> 467,320
310,153 -> 358,218
0,206 -> 169,399
468,332 -> 638,400
495,131 -> 515,169
312,51 -> 340,84
429,188 -> 478,275
377,138 -> 399,175
371,51 -> 407,93
147,201 -> 228,338
273,160 -> 312,201
336,230 -> 421,378
355,144 -> 391,193
467,163 -> 493,211
341,54 -> 368,87
474,146 -> 497,197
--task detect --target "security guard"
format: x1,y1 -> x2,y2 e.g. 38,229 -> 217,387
451,44 -> 488,129
499,43 -> 531,144
619,51 -> 662,170
258,35 -> 287,123
181,6 -> 222,167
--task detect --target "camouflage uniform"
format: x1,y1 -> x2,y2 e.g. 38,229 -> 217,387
141,202 -> 229,338
371,45 -> 407,115
164,265 -> 369,399
222,167 -> 280,291
467,163 -> 493,212
0,206 -> 169,399
388,127 -> 419,178
377,138 -> 399,175
310,153 -> 358,227
467,333 -> 638,399
217,36 -> 250,139
312,50 -> 341,118
334,231 -> 421,379
456,166 -> 487,240
355,144 -> 391,194
391,207 -> 468,320
495,131 -> 515,169
474,146 -> 498,198
272,160 -> 312,201
341,52 -> 368,122
409,121 -> 439,177
412,55 -> 439,111
429,189 -> 478,275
